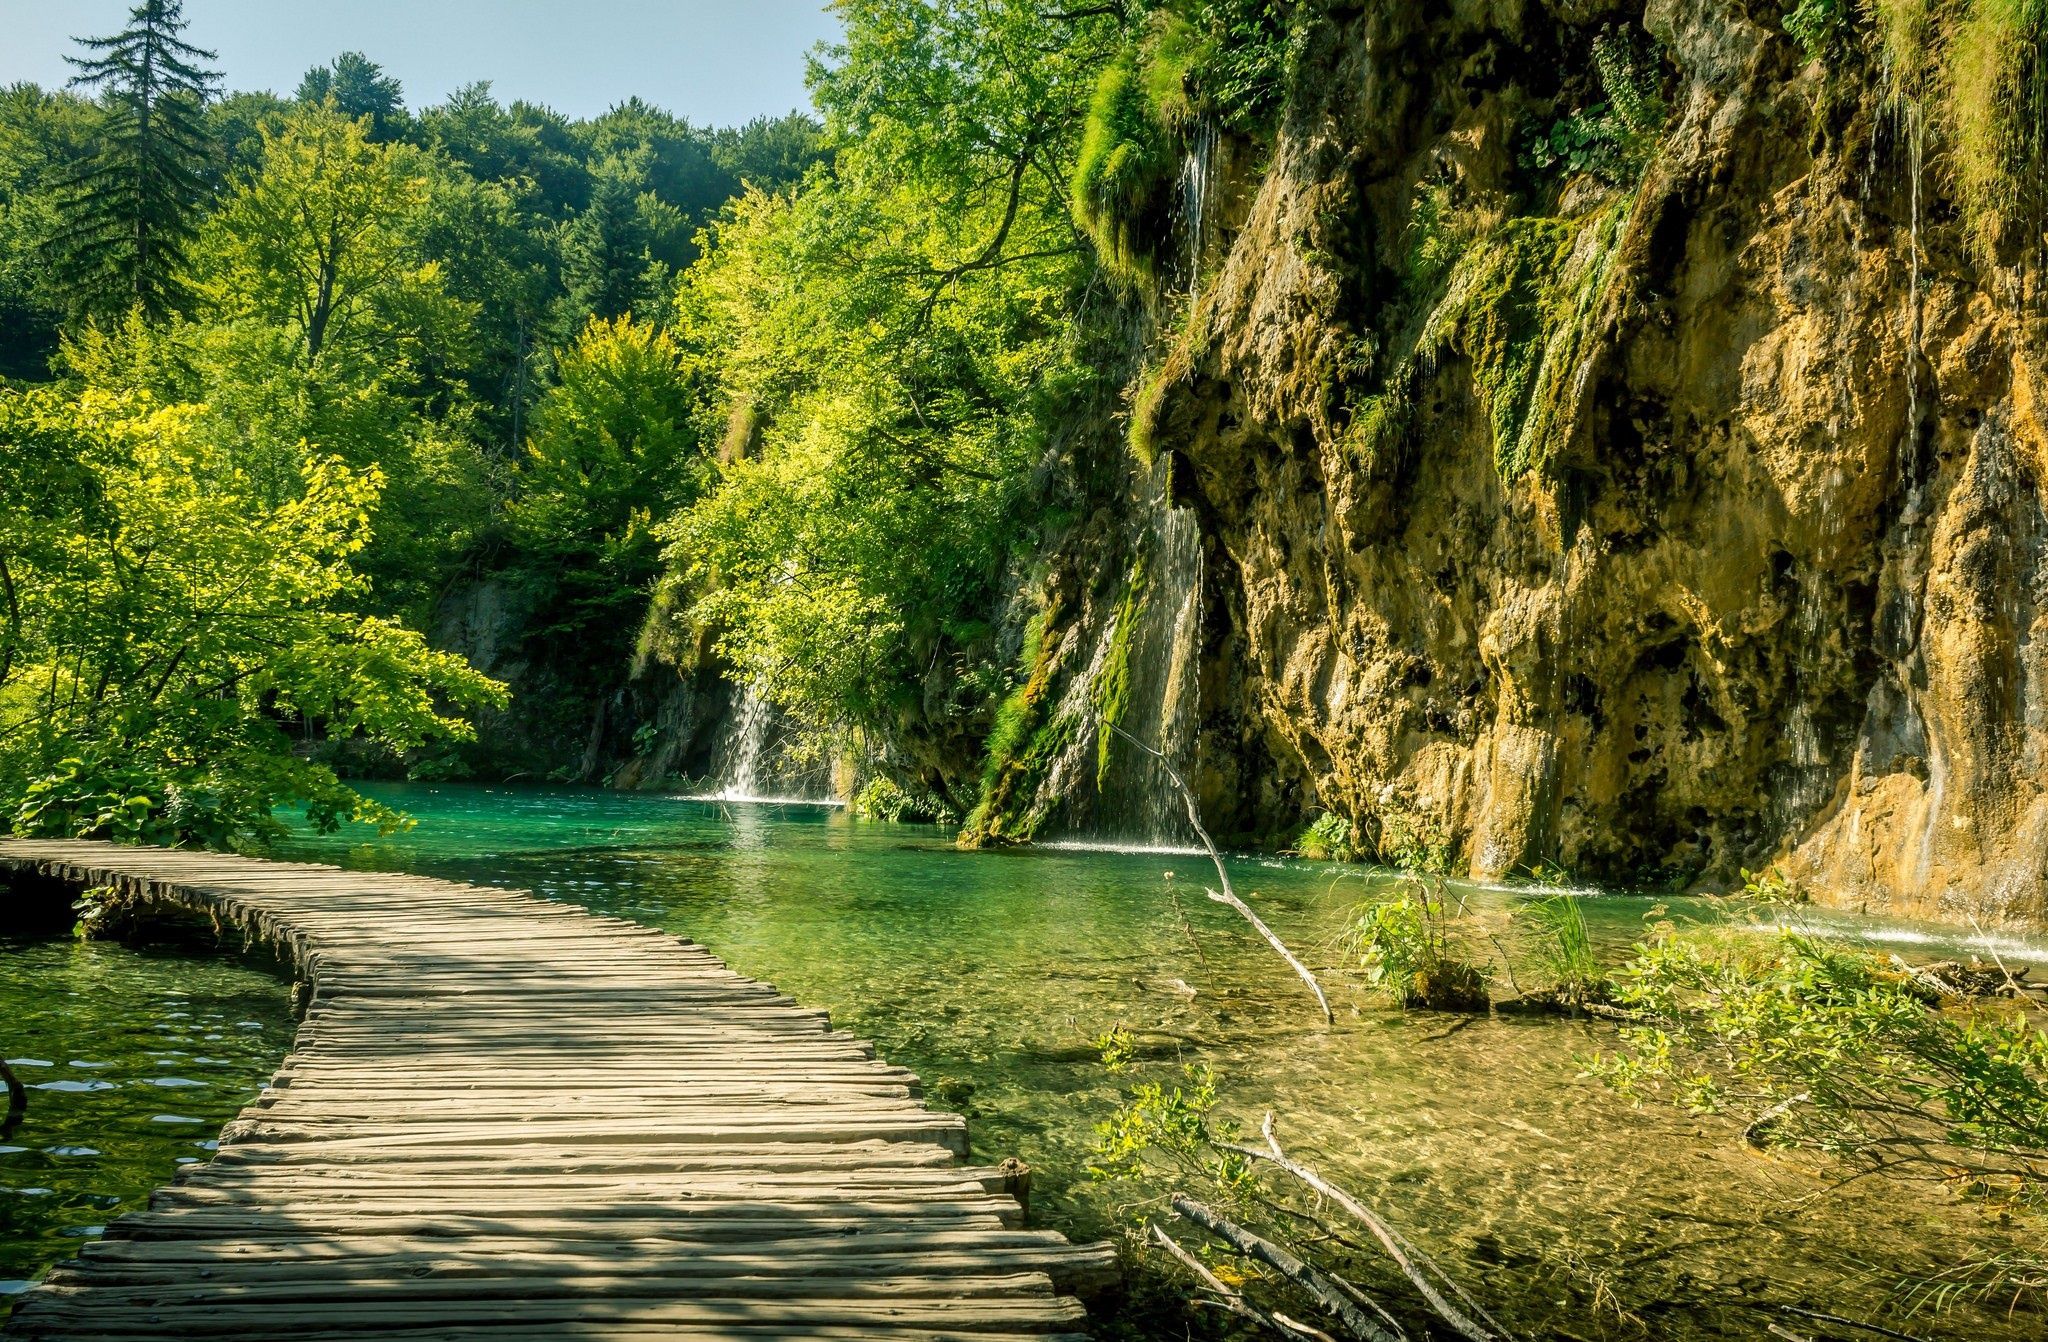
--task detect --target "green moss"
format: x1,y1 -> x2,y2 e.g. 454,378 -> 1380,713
1856,0 -> 2048,264
1419,201 -> 1630,484
1947,0 -> 2048,262
1073,54 -> 1172,293
1089,557 -> 1149,787
962,603 -> 1070,846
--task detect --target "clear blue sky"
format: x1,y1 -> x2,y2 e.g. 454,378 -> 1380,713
0,1 -> 842,126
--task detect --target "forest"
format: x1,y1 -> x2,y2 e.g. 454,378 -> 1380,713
7,0 -> 2048,1338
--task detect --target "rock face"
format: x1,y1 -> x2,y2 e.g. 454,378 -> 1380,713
433,576 -> 731,788
1014,0 -> 2048,926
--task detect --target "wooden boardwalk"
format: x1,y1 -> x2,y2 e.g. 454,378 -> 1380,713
0,839 -> 1114,1340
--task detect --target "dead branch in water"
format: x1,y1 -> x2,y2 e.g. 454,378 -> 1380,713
1172,1194 -> 1408,1342
1223,1113 -> 1513,1342
1111,724 -> 1334,1024
1777,1306 -> 1929,1342
1150,1222 -> 1337,1341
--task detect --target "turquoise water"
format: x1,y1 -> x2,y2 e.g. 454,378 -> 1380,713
275,784 -> 2043,1341
0,928 -> 294,1296
4,781 -> 2043,1339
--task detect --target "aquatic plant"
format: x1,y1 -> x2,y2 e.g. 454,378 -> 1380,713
1590,910 -> 2048,1248
1517,893 -> 1612,1009
1354,878 -> 1491,1011
1739,864 -> 1812,904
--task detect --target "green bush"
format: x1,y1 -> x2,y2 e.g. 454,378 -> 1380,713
1522,25 -> 1667,185
1783,0 -> 1857,57
1292,812 -> 1359,862
850,775 -> 956,824
1591,913 -> 2048,1227
1353,879 -> 1491,1011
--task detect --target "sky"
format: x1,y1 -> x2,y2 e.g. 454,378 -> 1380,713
0,1 -> 842,126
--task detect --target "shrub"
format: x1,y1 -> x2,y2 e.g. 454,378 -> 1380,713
1353,879 -> 1491,1011
1590,912 -> 2048,1231
1292,812 -> 1360,862
850,775 -> 956,824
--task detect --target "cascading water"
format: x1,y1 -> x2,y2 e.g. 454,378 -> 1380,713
1082,477 -> 1205,849
703,680 -> 834,804
711,681 -> 774,800
1178,121 -> 1216,294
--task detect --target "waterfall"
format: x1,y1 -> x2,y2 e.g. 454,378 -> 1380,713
711,681 -> 774,800
1088,484 -> 1205,849
1178,121 -> 1216,294
703,680 -> 835,804
1902,98 -> 1924,445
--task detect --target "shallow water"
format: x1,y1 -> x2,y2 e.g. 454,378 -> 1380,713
269,783 -> 2045,1341
2,782 -> 2041,1338
0,930 -> 295,1295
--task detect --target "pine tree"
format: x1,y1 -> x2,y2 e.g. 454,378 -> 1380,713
54,0 -> 220,323
296,52 -> 407,141
557,157 -> 656,332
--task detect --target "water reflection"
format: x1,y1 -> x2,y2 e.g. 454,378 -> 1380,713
0,934 -> 293,1288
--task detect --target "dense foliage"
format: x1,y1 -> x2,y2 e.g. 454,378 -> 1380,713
0,2 -> 819,840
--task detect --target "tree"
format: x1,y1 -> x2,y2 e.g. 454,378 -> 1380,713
0,83 -> 101,376
662,0 -> 1119,747
296,52 -> 407,142
0,385 -> 504,849
513,314 -> 699,554
53,0 -> 219,323
556,154 -> 659,330
198,103 -> 457,369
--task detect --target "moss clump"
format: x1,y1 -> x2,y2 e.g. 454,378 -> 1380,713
1851,0 -> 2048,263
1420,201 -> 1630,483
1089,557 -> 1148,788
962,603 -> 1072,845
1073,54 -> 1174,293
1947,0 -> 2048,261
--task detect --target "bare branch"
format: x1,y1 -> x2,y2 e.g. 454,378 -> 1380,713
1222,1113 -> 1514,1342
1150,1223 -> 1333,1341
1172,1194 -> 1408,1342
1110,723 -> 1334,1023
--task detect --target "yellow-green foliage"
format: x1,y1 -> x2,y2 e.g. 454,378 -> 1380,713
1866,0 -> 2048,262
1947,0 -> 2048,260
1072,54 -> 1172,292
1420,202 -> 1629,483
1143,13 -> 1207,131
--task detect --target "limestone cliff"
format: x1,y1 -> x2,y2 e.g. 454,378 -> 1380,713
992,0 -> 2048,927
